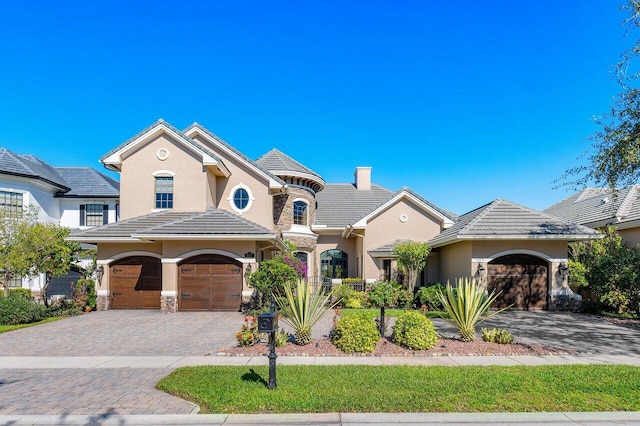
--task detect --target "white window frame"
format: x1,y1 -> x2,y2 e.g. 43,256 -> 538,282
228,183 -> 254,214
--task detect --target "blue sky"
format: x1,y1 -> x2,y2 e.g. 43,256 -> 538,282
0,1 -> 631,215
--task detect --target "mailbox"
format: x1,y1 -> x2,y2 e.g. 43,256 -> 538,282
257,311 -> 278,333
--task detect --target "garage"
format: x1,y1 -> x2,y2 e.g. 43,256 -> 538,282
110,256 -> 162,309
178,254 -> 243,311
487,254 -> 548,310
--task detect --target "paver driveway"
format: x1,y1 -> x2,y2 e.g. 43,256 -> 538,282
0,310 -> 243,356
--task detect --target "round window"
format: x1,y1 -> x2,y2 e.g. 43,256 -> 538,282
233,188 -> 249,210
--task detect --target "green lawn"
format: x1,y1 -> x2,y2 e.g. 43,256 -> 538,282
157,365 -> 640,414
0,316 -> 65,333
340,308 -> 448,319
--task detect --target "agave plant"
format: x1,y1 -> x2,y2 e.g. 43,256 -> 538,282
276,278 -> 337,345
438,277 -> 511,342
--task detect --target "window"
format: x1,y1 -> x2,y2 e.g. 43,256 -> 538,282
155,177 -> 174,209
233,188 -> 249,210
0,191 -> 23,218
383,259 -> 392,281
229,184 -> 253,213
320,249 -> 349,279
80,204 -> 107,226
293,200 -> 308,225
3,274 -> 22,288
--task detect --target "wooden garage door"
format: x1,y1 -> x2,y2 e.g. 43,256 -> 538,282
487,255 -> 548,310
178,255 -> 242,311
110,257 -> 161,309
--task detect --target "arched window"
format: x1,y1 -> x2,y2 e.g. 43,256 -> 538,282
293,200 -> 308,225
320,249 -> 348,279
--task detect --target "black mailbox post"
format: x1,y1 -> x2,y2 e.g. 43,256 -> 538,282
258,305 -> 279,389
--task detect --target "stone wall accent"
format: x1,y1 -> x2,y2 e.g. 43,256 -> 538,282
161,294 -> 177,313
549,289 -> 582,312
273,187 -> 317,239
96,294 -> 110,311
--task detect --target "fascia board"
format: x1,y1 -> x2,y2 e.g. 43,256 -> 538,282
353,192 -> 452,228
102,125 -> 219,170
184,127 -> 284,189
66,237 -> 150,243
130,233 -> 277,240
430,233 -> 604,248
267,169 -> 325,185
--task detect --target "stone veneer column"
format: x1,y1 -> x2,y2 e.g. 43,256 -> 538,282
161,291 -> 177,313
96,290 -> 110,311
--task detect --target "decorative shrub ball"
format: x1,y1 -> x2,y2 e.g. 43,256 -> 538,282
332,313 -> 380,353
392,311 -> 438,350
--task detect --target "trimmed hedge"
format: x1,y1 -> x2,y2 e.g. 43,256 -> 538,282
392,311 -> 438,350
333,313 -> 379,353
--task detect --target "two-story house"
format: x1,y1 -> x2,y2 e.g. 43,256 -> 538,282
70,119 -> 600,312
0,148 -> 119,297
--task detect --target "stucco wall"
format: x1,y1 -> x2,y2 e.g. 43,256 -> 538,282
363,199 -> 443,281
470,240 -> 567,260
315,233 -> 357,277
437,241 -> 473,284
119,133 -> 208,219
618,227 -> 640,247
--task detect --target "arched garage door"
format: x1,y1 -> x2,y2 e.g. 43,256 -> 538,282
487,254 -> 548,310
178,254 -> 243,311
110,256 -> 162,309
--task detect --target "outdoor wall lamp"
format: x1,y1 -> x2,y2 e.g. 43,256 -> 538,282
245,263 -> 252,276
558,262 -> 569,279
95,265 -> 104,285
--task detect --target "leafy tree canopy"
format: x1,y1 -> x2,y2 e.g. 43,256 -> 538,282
392,241 -> 431,294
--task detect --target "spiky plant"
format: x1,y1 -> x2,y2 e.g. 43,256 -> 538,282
437,277 -> 511,342
276,279 -> 337,345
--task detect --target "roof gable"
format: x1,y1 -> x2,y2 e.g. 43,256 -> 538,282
101,119 -> 229,176
430,199 -> 601,247
183,123 -> 285,189
352,187 -> 456,229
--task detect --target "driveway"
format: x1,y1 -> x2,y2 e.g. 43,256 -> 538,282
431,310 -> 640,356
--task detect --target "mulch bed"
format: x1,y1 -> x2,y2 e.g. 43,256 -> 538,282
221,336 -> 569,357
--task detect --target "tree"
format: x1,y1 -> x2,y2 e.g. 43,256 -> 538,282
561,2 -> 640,190
0,210 -> 37,297
24,223 -> 81,306
248,259 -> 297,307
392,241 -> 431,294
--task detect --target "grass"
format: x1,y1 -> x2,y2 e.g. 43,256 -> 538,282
0,316 -> 65,333
340,308 -> 449,319
157,364 -> 640,414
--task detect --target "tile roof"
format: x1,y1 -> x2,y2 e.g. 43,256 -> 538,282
0,148 -> 69,191
315,183 -> 395,227
183,123 -> 286,187
543,186 -> 640,226
369,239 -> 413,255
69,208 -> 276,241
54,167 -> 119,197
256,148 -> 323,179
429,199 -> 601,247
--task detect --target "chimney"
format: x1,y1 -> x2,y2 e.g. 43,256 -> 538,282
355,167 -> 371,190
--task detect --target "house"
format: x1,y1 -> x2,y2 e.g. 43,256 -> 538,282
69,119 -> 600,312
0,148 -> 119,296
544,186 -> 640,246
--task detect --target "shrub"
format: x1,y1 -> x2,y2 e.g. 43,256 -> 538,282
334,284 -> 367,308
248,259 -> 298,307
8,288 -> 32,300
275,329 -> 289,348
333,313 -> 379,353
392,311 -> 438,350
395,288 -> 413,309
0,295 -> 47,325
276,279 -> 336,345
415,284 -> 445,310
481,327 -> 514,344
367,281 -> 397,308
438,277 -> 510,342
48,298 -> 82,317
235,316 -> 262,347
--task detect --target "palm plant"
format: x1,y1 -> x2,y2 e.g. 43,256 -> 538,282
438,277 -> 511,342
276,278 -> 337,345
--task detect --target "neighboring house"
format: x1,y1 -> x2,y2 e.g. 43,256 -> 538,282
0,148 -> 119,296
544,186 -> 640,247
69,119 -> 600,313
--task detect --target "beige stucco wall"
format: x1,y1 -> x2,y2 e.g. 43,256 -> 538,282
618,227 -> 640,247
362,199 -> 443,281
437,241 -> 473,284
119,134 -> 209,219
315,233 -> 357,277
190,134 -> 274,229
470,240 -> 567,260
